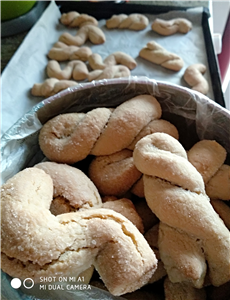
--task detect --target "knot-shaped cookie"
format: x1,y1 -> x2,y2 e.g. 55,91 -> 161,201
59,24 -> 106,46
106,13 -> 149,30
39,95 -> 162,163
133,132 -> 230,287
87,65 -> 130,81
183,64 -> 209,95
1,164 -> 157,296
60,11 -> 98,28
35,163 -> 145,232
34,162 -> 102,214
187,139 -> 229,200
206,164 -> 230,200
139,41 -> 184,71
47,60 -> 89,81
151,18 -> 192,36
88,52 -> 137,70
48,41 -> 92,61
89,149 -> 142,197
88,119 -> 179,198
31,78 -> 77,97
102,197 -> 144,233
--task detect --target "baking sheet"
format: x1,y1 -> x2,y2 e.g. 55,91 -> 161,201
1,0 -> 215,135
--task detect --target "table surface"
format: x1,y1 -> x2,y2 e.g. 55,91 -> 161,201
1,0 -> 209,72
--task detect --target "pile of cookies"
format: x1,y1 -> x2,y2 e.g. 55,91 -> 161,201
31,11 -> 209,98
1,94 -> 229,299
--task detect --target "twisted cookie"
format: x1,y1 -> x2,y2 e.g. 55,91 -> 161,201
206,164 -> 230,200
39,95 -> 162,163
59,24 -> 106,46
139,41 -> 184,71
47,60 -> 89,81
48,41 -> 92,61
87,65 -> 130,81
88,52 -> 137,70
34,162 -> 102,215
146,224 -> 208,300
187,140 -> 229,200
187,140 -> 227,184
88,149 -> 142,197
133,132 -> 230,287
88,119 -> 179,197
60,11 -> 98,28
106,13 -> 149,30
31,78 -> 77,97
36,163 -> 144,233
102,198 -> 144,233
1,167 -> 157,296
184,64 -> 209,95
158,222 -> 207,288
211,199 -> 230,230
151,18 -> 192,36
127,118 -> 179,150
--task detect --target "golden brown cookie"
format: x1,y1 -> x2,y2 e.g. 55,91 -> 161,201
1,167 -> 158,296
133,132 -> 230,287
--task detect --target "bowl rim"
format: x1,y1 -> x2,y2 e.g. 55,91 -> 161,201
2,77 -> 230,141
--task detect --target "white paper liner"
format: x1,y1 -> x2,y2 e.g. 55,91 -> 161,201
1,1 -> 215,135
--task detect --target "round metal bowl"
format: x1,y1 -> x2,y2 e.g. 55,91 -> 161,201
1,77 -> 230,300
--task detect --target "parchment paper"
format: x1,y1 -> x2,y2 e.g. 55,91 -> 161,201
1,0 -> 214,135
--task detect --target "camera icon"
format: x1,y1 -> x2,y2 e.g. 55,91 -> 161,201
11,278 -> 34,289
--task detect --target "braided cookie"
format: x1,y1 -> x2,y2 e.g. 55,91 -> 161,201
187,140 -> 227,184
87,65 -> 130,81
187,140 -> 229,200
211,199 -> 230,230
39,95 -> 162,163
151,18 -> 192,36
106,14 -> 127,28
60,11 -> 98,28
130,177 -> 145,198
59,24 -> 106,46
206,164 -> 230,200
102,198 -> 144,233
34,162 -> 102,215
127,118 -> 179,150
1,167 -> 157,296
88,149 -> 142,197
31,78 -> 77,98
106,13 -> 149,30
139,41 -> 184,71
88,120 -> 178,197
133,132 -> 230,287
39,108 -> 111,163
184,64 -> 209,95
48,41 -> 92,61
158,222 -> 207,288
145,221 -> 206,288
88,52 -> 137,70
47,60 -> 89,81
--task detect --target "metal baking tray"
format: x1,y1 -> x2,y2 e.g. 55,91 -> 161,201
56,1 -> 225,107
